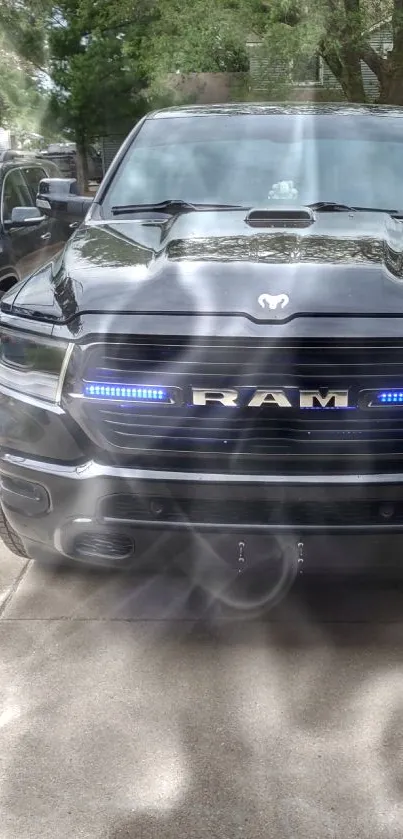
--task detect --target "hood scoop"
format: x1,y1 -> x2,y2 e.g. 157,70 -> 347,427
246,206 -> 314,229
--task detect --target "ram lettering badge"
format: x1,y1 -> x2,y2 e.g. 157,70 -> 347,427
191,388 -> 350,409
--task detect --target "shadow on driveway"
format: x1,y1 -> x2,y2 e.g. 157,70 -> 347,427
1,562 -> 403,838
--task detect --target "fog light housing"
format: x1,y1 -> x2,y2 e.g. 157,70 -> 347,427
72,531 -> 134,564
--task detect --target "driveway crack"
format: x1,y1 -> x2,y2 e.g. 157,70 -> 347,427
0,560 -> 32,618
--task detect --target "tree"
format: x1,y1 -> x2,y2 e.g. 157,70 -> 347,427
244,0 -> 403,104
137,0 -> 249,91
5,0 -> 403,179
0,2 -> 51,141
0,0 -> 153,188
46,0 -> 153,190
0,0 -> 51,74
311,0 -> 395,103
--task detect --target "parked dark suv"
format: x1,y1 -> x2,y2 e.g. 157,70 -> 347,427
0,153 -> 70,297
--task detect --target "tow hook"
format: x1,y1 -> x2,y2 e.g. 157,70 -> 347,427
192,534 -> 303,612
238,539 -> 305,574
297,540 -> 304,574
237,539 -> 246,572
237,538 -> 304,574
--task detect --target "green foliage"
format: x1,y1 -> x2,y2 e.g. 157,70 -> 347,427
47,0 -> 151,143
139,0 -> 249,82
1,0 -> 403,157
0,31 -> 49,139
240,0 -> 398,102
0,0 -> 51,72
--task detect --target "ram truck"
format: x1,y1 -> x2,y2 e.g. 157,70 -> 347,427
1,103 -> 403,598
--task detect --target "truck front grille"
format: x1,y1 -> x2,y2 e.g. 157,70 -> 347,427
69,338 -> 403,475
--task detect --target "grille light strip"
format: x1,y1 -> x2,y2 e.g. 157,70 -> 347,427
83,383 -> 169,402
378,391 -> 403,404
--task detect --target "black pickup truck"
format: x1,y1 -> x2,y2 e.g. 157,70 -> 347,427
39,142 -> 103,183
1,103 -> 403,602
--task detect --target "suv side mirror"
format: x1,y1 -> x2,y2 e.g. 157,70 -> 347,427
4,206 -> 45,229
36,178 -> 93,224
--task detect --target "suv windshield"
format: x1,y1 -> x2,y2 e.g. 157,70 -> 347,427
103,112 -> 403,215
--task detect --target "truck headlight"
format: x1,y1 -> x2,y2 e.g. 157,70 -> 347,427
0,328 -> 71,403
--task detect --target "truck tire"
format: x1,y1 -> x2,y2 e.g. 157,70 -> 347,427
0,506 -> 28,557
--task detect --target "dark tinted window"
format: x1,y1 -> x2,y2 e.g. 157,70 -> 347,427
2,168 -> 33,220
41,160 -> 61,178
103,113 -> 403,213
21,166 -> 47,202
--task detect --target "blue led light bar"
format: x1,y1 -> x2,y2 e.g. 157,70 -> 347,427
83,383 -> 169,402
377,390 -> 403,404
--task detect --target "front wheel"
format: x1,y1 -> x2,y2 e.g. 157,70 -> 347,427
0,506 -> 28,557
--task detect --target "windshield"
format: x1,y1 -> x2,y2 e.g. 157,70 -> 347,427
103,112 -> 403,214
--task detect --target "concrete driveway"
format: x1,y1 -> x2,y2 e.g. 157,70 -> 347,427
1,545 -> 403,839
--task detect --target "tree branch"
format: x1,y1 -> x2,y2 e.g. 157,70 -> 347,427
320,36 -> 366,102
359,43 -> 387,81
319,40 -> 344,80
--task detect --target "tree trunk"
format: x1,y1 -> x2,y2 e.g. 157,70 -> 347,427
378,71 -> 403,105
75,134 -> 89,194
320,41 -> 367,102
377,0 -> 403,103
340,48 -> 367,101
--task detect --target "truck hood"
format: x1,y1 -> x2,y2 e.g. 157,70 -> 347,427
5,209 -> 403,326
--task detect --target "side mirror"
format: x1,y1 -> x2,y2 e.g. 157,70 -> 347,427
36,177 -> 93,224
4,206 -> 45,229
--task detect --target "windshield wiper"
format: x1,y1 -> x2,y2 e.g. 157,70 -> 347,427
308,201 -> 398,214
111,199 -> 247,216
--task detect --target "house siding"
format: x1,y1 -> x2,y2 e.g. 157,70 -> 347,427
248,45 -> 292,92
100,136 -> 126,174
321,59 -> 380,99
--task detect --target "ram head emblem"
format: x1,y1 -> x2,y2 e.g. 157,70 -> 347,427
257,293 -> 289,310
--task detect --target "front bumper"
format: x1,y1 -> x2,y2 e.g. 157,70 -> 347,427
3,451 -> 403,570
